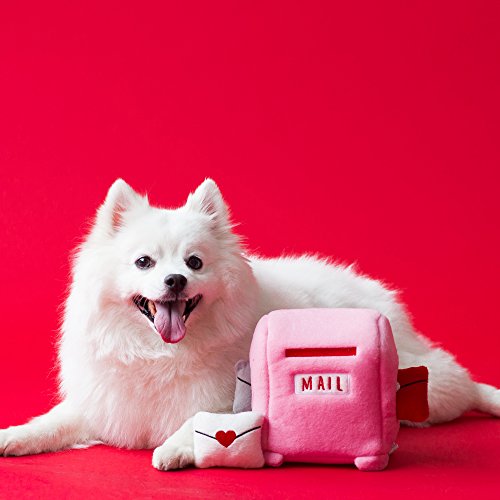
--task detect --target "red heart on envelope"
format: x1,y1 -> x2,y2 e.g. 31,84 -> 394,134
215,430 -> 236,447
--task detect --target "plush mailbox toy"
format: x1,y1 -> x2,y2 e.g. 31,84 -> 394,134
193,308 -> 427,471
250,308 -> 400,471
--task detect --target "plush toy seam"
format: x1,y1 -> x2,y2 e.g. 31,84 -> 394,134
376,313 -> 385,452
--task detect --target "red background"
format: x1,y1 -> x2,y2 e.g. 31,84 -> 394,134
0,1 -> 499,498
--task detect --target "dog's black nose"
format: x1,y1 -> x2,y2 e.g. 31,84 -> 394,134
164,274 -> 187,294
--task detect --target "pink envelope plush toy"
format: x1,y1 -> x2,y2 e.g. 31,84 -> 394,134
250,308 -> 400,471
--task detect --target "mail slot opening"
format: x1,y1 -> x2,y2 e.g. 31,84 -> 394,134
285,347 -> 357,357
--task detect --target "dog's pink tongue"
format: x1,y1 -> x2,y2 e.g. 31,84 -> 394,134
153,301 -> 186,343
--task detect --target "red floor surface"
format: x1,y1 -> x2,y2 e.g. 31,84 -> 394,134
0,415 -> 498,499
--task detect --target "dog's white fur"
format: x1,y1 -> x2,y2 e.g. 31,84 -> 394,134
1,179 -> 499,469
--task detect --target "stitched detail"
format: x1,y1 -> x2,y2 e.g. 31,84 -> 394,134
398,379 -> 427,390
285,347 -> 357,357
294,373 -> 350,395
194,426 -> 262,446
195,430 -> 217,440
215,430 -> 236,447
237,376 -> 251,386
235,426 -> 261,439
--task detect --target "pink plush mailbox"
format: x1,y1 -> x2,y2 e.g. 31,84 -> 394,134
250,308 -> 400,471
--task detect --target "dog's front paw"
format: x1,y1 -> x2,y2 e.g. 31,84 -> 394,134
0,427 -> 34,456
152,443 -> 194,471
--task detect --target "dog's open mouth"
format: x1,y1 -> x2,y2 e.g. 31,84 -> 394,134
133,294 -> 202,344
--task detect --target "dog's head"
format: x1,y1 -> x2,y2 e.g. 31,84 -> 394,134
82,178 -> 250,346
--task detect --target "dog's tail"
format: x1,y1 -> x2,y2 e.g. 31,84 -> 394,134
474,382 -> 500,416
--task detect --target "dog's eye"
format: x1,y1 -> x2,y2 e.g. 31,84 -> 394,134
135,256 -> 155,270
186,255 -> 203,271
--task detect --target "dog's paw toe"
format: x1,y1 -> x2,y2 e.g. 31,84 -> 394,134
152,444 -> 194,471
0,428 -> 33,457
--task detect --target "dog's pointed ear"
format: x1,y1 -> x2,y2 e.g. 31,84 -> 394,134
186,179 -> 229,227
95,179 -> 147,235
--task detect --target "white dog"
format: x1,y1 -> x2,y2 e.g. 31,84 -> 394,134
1,179 -> 498,470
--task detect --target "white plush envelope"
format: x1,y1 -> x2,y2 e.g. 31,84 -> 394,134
193,411 -> 265,468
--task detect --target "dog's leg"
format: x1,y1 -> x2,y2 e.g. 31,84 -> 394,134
152,416 -> 195,471
0,401 -> 92,456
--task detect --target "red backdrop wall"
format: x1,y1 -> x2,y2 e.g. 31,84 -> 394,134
0,1 -> 499,427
